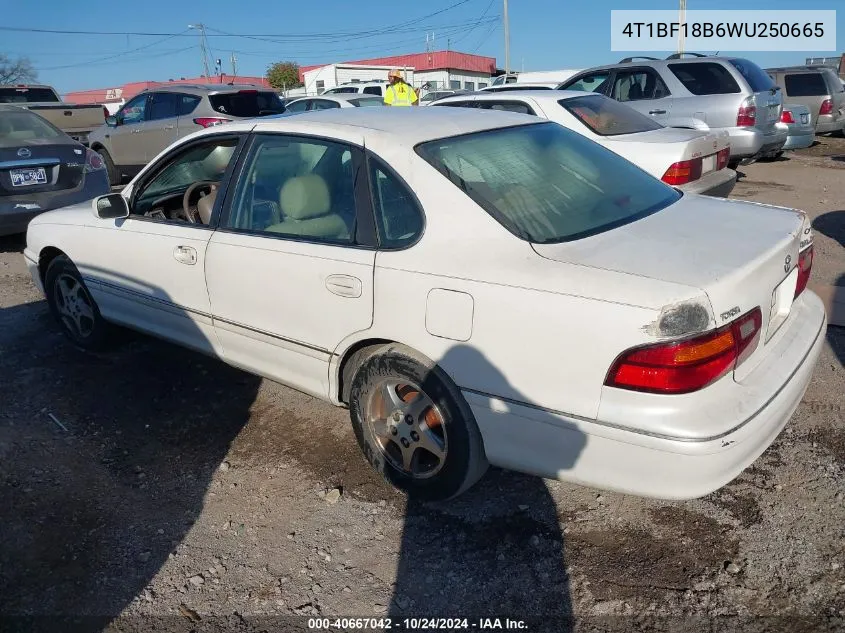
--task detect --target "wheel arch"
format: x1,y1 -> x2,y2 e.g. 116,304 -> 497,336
335,337 -> 395,405
38,246 -> 67,284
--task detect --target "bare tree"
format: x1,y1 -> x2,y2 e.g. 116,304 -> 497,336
0,54 -> 37,84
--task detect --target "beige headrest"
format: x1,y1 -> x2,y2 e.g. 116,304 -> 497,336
279,174 -> 331,221
196,187 -> 217,224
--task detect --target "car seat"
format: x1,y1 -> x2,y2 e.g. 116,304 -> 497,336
265,174 -> 349,240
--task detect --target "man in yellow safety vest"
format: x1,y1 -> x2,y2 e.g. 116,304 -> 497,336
383,69 -> 418,107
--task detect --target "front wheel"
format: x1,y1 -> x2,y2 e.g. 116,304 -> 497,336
349,345 -> 488,500
45,255 -> 112,351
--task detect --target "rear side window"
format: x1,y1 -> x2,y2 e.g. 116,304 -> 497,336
560,94 -> 663,136
785,73 -> 829,96
668,62 -> 740,95
178,94 -> 201,115
370,160 -> 423,248
349,97 -> 385,107
563,72 -> 610,94
208,91 -> 285,117
477,101 -> 536,115
0,108 -> 63,146
148,92 -> 178,121
728,59 -> 776,92
362,86 -> 382,96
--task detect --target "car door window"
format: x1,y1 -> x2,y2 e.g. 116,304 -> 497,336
562,71 -> 610,94
478,100 -> 536,115
178,94 -> 202,115
611,70 -> 670,101
369,159 -> 423,249
284,99 -> 310,113
668,62 -> 741,95
224,135 -> 357,244
132,137 -> 239,221
363,86 -> 382,96
118,94 -> 149,125
148,92 -> 179,121
311,100 -> 340,110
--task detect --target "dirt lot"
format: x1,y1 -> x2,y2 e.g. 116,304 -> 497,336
1,141 -> 844,633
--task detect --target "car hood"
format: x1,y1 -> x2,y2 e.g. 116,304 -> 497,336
29,200 -> 95,226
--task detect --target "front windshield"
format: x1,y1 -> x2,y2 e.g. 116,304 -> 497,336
416,122 -> 680,243
0,108 -> 64,147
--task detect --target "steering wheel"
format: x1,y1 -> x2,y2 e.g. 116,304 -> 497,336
182,181 -> 218,224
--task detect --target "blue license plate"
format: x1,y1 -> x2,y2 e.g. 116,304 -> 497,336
10,167 -> 47,187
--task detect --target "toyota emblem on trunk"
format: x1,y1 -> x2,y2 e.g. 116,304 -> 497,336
784,254 -> 792,273
16,148 -> 31,158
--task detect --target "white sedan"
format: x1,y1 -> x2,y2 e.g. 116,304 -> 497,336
284,93 -> 385,113
433,90 -> 737,197
23,108 -> 825,501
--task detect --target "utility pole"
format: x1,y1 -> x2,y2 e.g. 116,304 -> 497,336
503,0 -> 510,75
188,23 -> 212,77
678,0 -> 687,55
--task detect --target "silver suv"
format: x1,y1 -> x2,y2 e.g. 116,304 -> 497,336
89,84 -> 284,185
766,66 -> 845,135
559,55 -> 786,164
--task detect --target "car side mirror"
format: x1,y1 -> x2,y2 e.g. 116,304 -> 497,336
106,115 -> 119,127
93,193 -> 129,220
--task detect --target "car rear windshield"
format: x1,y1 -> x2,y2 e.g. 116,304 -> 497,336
668,62 -> 741,95
728,58 -> 776,92
784,73 -> 829,96
0,108 -> 63,146
349,97 -> 385,107
0,87 -> 60,103
208,91 -> 285,118
559,94 -> 663,136
416,121 -> 679,243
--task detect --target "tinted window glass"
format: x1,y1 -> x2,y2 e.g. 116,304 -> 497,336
362,86 -> 382,96
370,161 -> 423,248
729,58 -> 776,92
349,97 -> 385,107
0,108 -> 63,147
311,100 -> 340,110
0,87 -> 60,103
328,87 -> 359,94
416,122 -> 679,243
478,101 -> 536,115
178,94 -> 202,115
208,91 -> 285,117
612,70 -> 670,101
563,72 -> 610,94
148,92 -> 178,121
118,94 -> 148,124
560,94 -> 663,136
784,73 -> 829,96
668,62 -> 740,95
284,99 -> 310,113
226,135 -> 356,244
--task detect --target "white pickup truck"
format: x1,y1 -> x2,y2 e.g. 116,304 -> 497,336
0,84 -> 105,146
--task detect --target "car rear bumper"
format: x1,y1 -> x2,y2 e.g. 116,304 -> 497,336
726,126 -> 788,159
0,171 -> 108,237
815,116 -> 845,134
465,291 -> 826,500
678,167 -> 736,197
782,129 -> 816,150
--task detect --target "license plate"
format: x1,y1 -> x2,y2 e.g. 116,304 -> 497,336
800,113 -> 809,124
767,267 -> 799,341
10,167 -> 47,187
702,154 -> 716,174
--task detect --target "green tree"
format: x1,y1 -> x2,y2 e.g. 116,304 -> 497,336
0,54 -> 37,84
266,61 -> 303,90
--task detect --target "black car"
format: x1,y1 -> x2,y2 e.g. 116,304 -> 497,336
1,105 -> 110,236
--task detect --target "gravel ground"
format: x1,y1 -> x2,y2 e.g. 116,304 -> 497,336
0,145 -> 843,633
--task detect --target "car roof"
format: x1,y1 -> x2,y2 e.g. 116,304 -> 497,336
250,107 -> 540,146
290,93 -> 383,103
766,66 -> 833,73
436,89 -> 594,102
575,56 -> 741,74
140,83 -> 270,95
0,84 -> 55,90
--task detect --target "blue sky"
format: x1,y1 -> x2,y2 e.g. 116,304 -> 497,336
1,0 -> 841,95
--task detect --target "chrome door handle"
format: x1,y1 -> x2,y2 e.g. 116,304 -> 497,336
173,245 -> 197,265
648,109 -> 667,115
325,274 -> 362,298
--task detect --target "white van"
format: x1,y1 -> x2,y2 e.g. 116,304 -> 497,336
490,69 -> 585,87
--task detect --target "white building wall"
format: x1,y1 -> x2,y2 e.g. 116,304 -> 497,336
414,69 -> 492,93
303,64 -> 415,95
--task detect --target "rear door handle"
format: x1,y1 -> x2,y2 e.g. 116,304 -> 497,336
173,245 -> 197,265
648,109 -> 666,115
325,274 -> 362,298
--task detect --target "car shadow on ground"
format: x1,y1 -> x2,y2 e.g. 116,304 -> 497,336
388,345 -> 586,631
0,271 -> 261,631
0,233 -> 25,254
811,210 -> 845,367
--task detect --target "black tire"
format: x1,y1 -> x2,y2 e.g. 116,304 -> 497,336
97,147 -> 120,187
45,255 -> 111,351
727,159 -> 741,170
349,344 -> 488,501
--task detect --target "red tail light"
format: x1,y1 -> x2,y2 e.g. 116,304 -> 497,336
605,308 -> 762,394
83,148 -> 105,173
102,106 -> 109,120
819,99 -> 833,116
737,97 -> 756,127
661,158 -> 703,185
716,147 -> 730,170
780,110 -> 795,124
238,89 -> 258,94
193,117 -> 230,128
794,246 -> 814,299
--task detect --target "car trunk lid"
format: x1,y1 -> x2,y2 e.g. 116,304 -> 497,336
532,194 -> 806,379
0,141 -> 85,197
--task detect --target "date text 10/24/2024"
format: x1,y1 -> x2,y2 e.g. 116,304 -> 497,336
308,618 -> 529,630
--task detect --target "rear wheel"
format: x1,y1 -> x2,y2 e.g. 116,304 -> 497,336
45,255 -> 111,351
97,148 -> 119,187
349,345 -> 488,500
